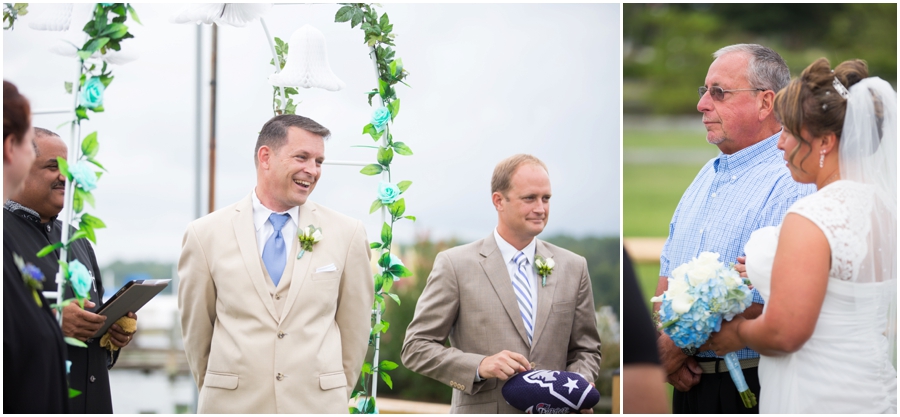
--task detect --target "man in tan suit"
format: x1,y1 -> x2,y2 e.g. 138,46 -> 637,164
178,115 -> 374,413
402,154 -> 602,413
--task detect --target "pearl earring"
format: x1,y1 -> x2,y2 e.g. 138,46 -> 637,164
819,150 -> 826,168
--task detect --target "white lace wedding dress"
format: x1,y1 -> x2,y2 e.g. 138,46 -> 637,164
745,180 -> 897,413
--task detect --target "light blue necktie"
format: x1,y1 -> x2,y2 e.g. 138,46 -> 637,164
262,213 -> 291,286
512,251 -> 534,344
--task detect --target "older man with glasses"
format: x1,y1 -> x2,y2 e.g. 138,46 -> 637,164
651,44 -> 816,413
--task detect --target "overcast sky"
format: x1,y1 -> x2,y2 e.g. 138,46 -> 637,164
3,3 -> 621,266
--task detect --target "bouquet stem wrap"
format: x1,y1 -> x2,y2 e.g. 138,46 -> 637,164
724,351 -> 757,408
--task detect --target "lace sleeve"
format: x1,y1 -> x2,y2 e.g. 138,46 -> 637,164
785,181 -> 874,282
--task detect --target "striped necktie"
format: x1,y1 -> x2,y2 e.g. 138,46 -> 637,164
512,251 -> 534,344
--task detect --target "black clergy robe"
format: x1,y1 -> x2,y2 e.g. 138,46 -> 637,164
3,205 -> 117,413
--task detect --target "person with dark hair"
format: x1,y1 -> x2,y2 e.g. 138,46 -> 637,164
5,128 -> 137,413
653,44 -> 816,414
177,114 -> 374,413
401,154 -> 602,413
3,81 -> 70,413
712,58 -> 897,413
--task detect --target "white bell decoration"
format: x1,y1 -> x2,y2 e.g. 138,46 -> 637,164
268,25 -> 345,92
170,3 -> 271,27
28,3 -> 73,31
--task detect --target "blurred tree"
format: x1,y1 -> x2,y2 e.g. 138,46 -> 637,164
624,3 -> 896,115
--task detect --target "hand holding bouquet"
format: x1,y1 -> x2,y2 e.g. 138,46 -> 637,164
651,252 -> 757,408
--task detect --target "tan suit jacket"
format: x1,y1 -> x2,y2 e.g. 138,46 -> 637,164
178,195 -> 374,413
401,234 -> 602,413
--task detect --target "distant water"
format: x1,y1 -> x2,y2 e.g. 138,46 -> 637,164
109,369 -> 196,414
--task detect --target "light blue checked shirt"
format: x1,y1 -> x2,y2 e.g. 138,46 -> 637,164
660,131 -> 816,359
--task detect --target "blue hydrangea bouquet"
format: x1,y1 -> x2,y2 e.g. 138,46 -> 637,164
651,251 -> 757,408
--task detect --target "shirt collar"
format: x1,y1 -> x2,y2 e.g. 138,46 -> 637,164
493,228 -> 537,266
714,129 -> 782,174
251,189 -> 299,232
4,199 -> 50,225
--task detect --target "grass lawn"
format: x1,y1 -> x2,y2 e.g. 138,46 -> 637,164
622,128 -> 710,149
623,163 -> 703,237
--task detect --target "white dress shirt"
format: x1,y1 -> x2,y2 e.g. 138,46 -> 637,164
251,189 -> 299,265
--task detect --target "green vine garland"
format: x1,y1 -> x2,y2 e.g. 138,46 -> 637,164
23,3 -> 138,397
335,3 -> 412,414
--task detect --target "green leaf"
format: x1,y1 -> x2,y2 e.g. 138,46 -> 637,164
361,362 -> 372,375
77,50 -> 93,61
350,8 -> 364,28
389,198 -> 405,218
81,213 -> 106,229
387,99 -> 400,121
369,199 -> 384,214
81,224 -> 97,244
69,388 -> 82,399
369,242 -> 382,250
81,131 -> 99,158
83,37 -> 110,54
377,146 -> 393,166
334,5 -> 355,23
378,79 -> 388,98
404,215 -> 416,222
380,360 -> 399,371
380,222 -> 392,247
359,164 -> 383,176
87,158 -> 107,172
72,189 -> 84,213
374,273 -> 383,293
91,105 -> 105,113
75,106 -> 88,121
381,275 -> 393,293
68,229 -> 89,245
99,23 -> 128,39
98,74 -> 114,88
57,157 -> 70,180
275,37 -> 285,48
362,123 -> 383,141
387,292 -> 401,306
57,260 -> 69,279
380,371 -> 393,389
372,322 -> 384,335
396,180 -> 412,193
37,242 -> 64,258
378,252 -> 392,268
389,264 -> 413,278
392,142 -> 413,156
349,407 -> 360,414
64,337 -> 88,348
64,81 -> 73,94
126,4 -> 141,24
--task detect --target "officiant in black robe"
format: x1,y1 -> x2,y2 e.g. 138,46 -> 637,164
3,128 -> 136,413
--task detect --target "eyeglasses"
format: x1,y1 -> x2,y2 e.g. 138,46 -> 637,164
698,86 -> 767,101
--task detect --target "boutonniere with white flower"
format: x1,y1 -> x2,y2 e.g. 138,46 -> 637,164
13,253 -> 45,307
297,225 -> 323,259
534,255 -> 555,287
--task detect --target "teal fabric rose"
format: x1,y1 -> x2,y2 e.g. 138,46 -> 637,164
68,259 -> 92,300
69,161 -> 98,192
80,77 -> 105,109
377,181 -> 401,205
371,107 -> 391,132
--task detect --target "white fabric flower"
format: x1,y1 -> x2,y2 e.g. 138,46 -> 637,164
28,3 -> 73,32
667,278 -> 694,314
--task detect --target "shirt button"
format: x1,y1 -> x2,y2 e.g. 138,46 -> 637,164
711,192 -> 717,197
90,375 -> 96,383
699,229 -> 704,234
46,225 -> 52,232
278,331 -> 285,339
275,294 -> 281,300
276,373 -> 284,381
731,175 -> 737,181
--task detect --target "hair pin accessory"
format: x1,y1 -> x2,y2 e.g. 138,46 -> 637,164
833,77 -> 850,99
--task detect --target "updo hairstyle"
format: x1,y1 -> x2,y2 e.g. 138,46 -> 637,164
774,58 -> 870,171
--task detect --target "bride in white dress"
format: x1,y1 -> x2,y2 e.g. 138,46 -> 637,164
713,58 -> 897,413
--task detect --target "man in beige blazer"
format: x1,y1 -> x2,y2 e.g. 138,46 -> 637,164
402,154 -> 602,413
178,115 -> 374,413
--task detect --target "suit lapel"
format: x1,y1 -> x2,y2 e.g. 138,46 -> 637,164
233,195 -> 279,322
279,202 -> 318,323
478,234 -> 530,346
530,240 -> 556,350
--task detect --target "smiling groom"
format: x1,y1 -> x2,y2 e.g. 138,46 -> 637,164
178,115 -> 374,413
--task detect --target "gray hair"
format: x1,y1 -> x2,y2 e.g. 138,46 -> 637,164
254,114 -> 330,166
713,44 -> 790,93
